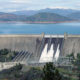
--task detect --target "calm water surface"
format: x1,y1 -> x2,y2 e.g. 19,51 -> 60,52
0,22 -> 80,34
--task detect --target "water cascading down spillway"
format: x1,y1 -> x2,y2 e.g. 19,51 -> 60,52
54,44 -> 60,61
39,44 -> 54,63
47,44 -> 54,62
39,37 -> 63,63
39,44 -> 48,63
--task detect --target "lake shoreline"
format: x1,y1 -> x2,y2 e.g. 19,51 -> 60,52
0,21 -> 79,24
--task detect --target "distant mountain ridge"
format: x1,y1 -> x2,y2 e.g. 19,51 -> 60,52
67,12 -> 80,20
11,10 -> 37,16
0,12 -> 74,23
0,8 -> 79,23
11,8 -> 79,16
0,13 -> 27,21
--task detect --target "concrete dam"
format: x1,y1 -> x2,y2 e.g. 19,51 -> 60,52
0,34 -> 80,64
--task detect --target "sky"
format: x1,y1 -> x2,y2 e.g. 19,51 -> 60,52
0,0 -> 80,12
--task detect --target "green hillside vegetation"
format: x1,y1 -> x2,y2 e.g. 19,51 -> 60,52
0,62 -> 78,80
27,13 -> 73,22
0,12 -> 74,22
0,49 -> 18,62
0,13 -> 27,21
0,49 -> 80,80
0,63 -> 63,80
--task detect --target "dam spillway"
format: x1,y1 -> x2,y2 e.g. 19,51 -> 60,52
39,37 -> 63,63
0,34 -> 80,64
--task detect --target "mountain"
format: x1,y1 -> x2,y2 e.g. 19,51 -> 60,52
11,8 -> 79,16
26,12 -> 73,22
39,8 -> 78,16
0,13 -> 27,21
0,12 -> 75,22
0,12 -> 6,15
11,10 -> 38,16
67,12 -> 80,20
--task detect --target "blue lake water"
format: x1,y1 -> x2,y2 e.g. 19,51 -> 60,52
0,22 -> 80,34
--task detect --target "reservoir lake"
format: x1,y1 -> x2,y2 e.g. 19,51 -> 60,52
0,22 -> 80,34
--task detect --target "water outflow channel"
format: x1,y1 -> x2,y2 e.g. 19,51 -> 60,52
39,38 -> 64,63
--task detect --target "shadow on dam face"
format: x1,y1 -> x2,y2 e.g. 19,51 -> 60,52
0,35 -> 80,63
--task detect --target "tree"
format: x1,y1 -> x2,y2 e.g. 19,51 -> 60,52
43,62 -> 62,80
67,53 -> 75,60
75,53 -> 80,80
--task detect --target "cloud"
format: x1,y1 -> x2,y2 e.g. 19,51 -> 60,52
0,0 -> 80,12
10,0 -> 31,3
48,6 -> 72,9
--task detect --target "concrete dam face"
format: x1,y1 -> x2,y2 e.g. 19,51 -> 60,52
0,34 -> 80,63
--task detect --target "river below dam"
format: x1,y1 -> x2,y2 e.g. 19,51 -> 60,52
0,22 -> 80,34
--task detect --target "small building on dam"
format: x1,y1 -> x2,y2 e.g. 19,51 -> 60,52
0,34 -> 80,64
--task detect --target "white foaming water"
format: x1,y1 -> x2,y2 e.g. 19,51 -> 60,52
39,44 -> 54,63
47,44 -> 54,62
39,44 -> 48,63
54,44 -> 60,61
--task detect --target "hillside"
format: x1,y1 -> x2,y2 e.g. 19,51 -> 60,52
0,13 -> 27,21
39,8 -> 78,16
0,49 -> 18,62
67,12 -> 80,20
0,8 -> 79,23
26,12 -> 73,22
0,12 -> 75,23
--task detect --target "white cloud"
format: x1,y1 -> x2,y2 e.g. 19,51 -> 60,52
49,6 -> 69,9
0,0 -> 80,12
10,0 -> 31,3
